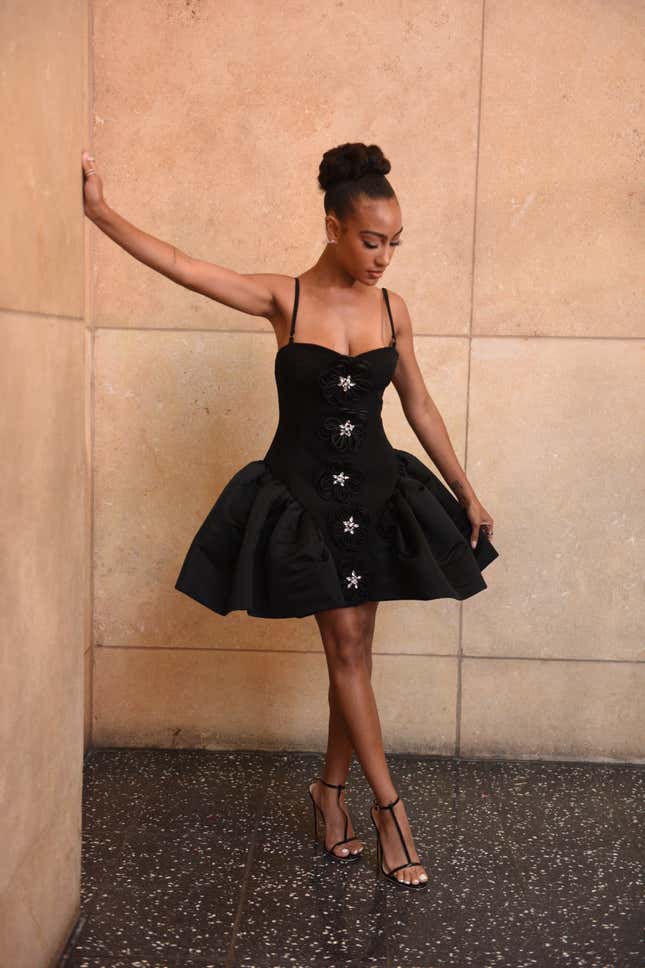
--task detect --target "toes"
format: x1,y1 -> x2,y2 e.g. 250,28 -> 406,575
397,866 -> 428,885
339,841 -> 364,856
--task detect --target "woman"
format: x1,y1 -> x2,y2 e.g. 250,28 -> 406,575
82,141 -> 498,890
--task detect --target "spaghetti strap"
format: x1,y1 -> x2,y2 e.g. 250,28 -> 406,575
289,276 -> 300,342
382,287 -> 396,345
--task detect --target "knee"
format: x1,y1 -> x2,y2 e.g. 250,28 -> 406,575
330,629 -> 370,672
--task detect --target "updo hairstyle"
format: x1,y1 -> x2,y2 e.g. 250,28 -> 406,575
318,142 -> 395,221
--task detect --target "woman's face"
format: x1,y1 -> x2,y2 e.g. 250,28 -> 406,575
331,196 -> 403,285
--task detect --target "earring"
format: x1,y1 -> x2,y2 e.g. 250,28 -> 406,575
326,238 -> 337,245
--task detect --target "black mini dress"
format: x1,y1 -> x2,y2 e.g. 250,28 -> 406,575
174,276 -> 499,618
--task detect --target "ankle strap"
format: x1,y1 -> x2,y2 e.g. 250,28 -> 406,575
314,775 -> 345,790
373,794 -> 400,811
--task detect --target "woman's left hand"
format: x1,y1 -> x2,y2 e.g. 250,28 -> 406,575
463,497 -> 494,549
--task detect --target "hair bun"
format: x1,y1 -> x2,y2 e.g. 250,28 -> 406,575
318,142 -> 391,191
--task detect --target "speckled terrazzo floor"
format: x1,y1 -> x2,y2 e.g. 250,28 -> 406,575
57,749 -> 645,968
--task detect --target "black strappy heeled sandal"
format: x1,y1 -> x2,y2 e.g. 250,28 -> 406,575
370,794 -> 429,889
308,776 -> 364,863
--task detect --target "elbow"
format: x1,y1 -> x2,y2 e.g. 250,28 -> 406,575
173,250 -> 194,288
403,394 -> 433,426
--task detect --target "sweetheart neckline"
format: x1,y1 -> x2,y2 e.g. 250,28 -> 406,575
276,340 -> 399,361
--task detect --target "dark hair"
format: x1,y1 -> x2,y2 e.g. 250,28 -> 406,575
318,142 -> 395,221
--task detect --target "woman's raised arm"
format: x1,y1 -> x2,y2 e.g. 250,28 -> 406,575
81,150 -> 276,319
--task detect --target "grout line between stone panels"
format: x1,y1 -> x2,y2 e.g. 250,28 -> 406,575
93,644 -> 645,663
87,0 -> 97,751
456,0 -> 488,758
0,307 -> 86,322
4,315 -> 640,340
87,323 -> 645,340
0,310 -> 642,339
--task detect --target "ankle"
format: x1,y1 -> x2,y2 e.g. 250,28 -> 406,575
373,788 -> 398,809
318,774 -> 346,789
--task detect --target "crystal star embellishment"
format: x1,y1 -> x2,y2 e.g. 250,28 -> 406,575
332,471 -> 349,487
342,515 -> 359,534
338,419 -> 355,437
338,374 -> 356,391
345,569 -> 362,589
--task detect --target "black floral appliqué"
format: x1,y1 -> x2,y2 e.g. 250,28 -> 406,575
329,503 -> 370,549
315,460 -> 364,504
317,408 -> 368,452
318,358 -> 372,405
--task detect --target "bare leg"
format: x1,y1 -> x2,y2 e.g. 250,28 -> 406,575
321,602 -> 376,782
308,604 -> 378,856
310,601 -> 428,885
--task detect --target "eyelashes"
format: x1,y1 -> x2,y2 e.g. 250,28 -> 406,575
363,241 -> 403,249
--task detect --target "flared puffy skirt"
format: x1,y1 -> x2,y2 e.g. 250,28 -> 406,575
174,449 -> 499,619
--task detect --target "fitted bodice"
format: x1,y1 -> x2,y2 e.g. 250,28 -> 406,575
263,338 -> 401,538
270,340 -> 398,442
259,276 -> 402,581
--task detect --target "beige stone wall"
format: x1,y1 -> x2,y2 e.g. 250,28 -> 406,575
1,2 -> 643,959
90,0 -> 645,764
4,9 -> 645,960
0,1 -> 90,965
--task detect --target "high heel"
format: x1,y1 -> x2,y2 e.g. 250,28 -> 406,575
369,794 -> 429,890
308,776 -> 364,863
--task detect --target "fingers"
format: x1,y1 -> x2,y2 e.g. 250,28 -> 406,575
81,149 -> 97,177
471,526 -> 479,549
